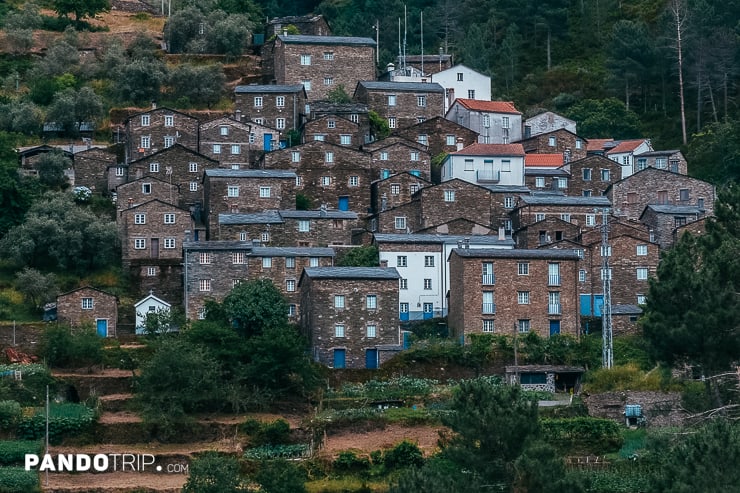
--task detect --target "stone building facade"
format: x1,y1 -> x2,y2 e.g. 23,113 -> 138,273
353,81 -> 445,132
518,128 -> 586,162
445,99 -> 523,144
73,148 -> 118,195
116,176 -> 180,209
183,241 -> 335,321
310,102 -> 371,146
303,115 -> 360,147
56,286 -> 118,337
514,216 -> 582,248
392,116 -> 479,164
634,150 -> 687,175
511,195 -> 612,231
299,267 -> 401,369
639,205 -> 706,249
371,171 -> 431,214
363,137 -> 432,182
198,116 -> 254,168
233,84 -> 307,132
448,249 -> 581,342
564,155 -> 621,198
125,107 -> 199,161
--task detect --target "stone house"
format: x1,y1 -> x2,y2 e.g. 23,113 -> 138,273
265,35 -> 376,101
233,84 -> 307,133
73,147 -> 118,195
261,140 -> 372,213
353,81 -> 446,132
370,171 -> 432,214
611,305 -> 643,335
563,155 -> 622,198
374,233 -> 514,321
183,241 -> 335,321
203,169 -> 297,237
56,286 -> 118,337
634,150 -> 687,175
299,267 -> 401,369
116,176 -> 180,209
310,101 -> 371,146
448,248 -> 581,342
127,144 -> 220,210
266,14 -> 331,37
125,106 -> 199,162
524,166 -> 570,193
108,163 -> 129,194
445,99 -> 522,144
400,54 -> 453,75
430,64 -> 491,113
523,111 -> 577,137
214,210 -> 359,246
604,139 -> 653,179
440,143 -> 526,187
506,365 -> 585,393
392,116 -> 479,163
606,167 -> 715,222
303,115 -> 360,147
363,137 -> 432,182
517,128 -> 587,162
639,205 -> 706,249
198,116 -> 254,168
673,216 -> 708,245
511,195 -> 612,231
514,216 -> 582,248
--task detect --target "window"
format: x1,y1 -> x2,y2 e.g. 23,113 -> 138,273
302,79 -> 311,91
585,214 -> 596,226
518,291 -> 530,304
276,118 -> 286,130
518,262 -> 529,275
334,325 -> 345,337
468,89 -> 475,99
518,320 -> 530,333
535,177 -> 545,188
366,325 -> 377,338
417,134 -> 428,145
679,189 -> 690,202
637,294 -> 647,305
163,213 -> 175,224
501,159 -> 511,172
253,96 -> 263,107
280,257 -> 293,270
298,220 -> 310,232
480,114 -> 490,127
637,268 -> 649,280
218,125 -> 229,136
81,297 -> 93,309
410,151 -> 420,161
164,238 -> 175,249
324,77 -> 334,86
445,135 -> 456,146
334,295 -> 345,308
423,279 -> 432,290
387,95 -> 397,106
637,245 -> 648,256
424,256 -> 435,267
444,190 -> 455,202
397,256 -> 407,267
394,216 -> 406,230
388,117 -> 396,129
535,213 -> 546,222
141,114 -> 150,126
239,231 -> 248,241
275,96 -> 285,107
325,152 -> 334,163
230,144 -> 241,155
349,176 -> 359,187
309,257 -> 319,267
481,262 -> 494,285
286,152 -> 299,165
502,117 -> 510,129
548,263 -> 560,286
259,187 -> 271,198
300,54 -> 311,65
147,267 -> 157,276
262,257 -> 272,268
464,159 -> 474,171
189,182 -> 198,192
134,213 -> 146,225
199,252 -> 212,264
115,167 -> 125,177
323,51 -> 334,60
366,295 -> 377,309
261,232 -> 270,242
655,157 -> 667,169
636,158 -> 647,171
548,136 -> 556,147
149,162 -> 159,173
213,144 -> 221,154
253,118 -> 263,124
163,136 -> 174,148
232,252 -> 245,264
400,278 -> 408,290
576,139 -> 583,149
286,279 -> 296,292
410,184 -> 420,194
321,176 -> 331,186
350,113 -> 359,123
313,134 -> 325,142
582,168 -> 592,181
400,302 -> 409,314
380,151 -> 389,161
601,169 -> 610,181
698,198 -> 705,209
198,307 -> 207,319
482,320 -> 495,332
417,95 -> 426,107
579,269 -> 586,282
504,219 -> 512,232
390,184 -> 400,195
582,190 -> 592,197
557,178 -> 567,189
199,279 -> 211,292
227,186 -> 239,197
340,134 -> 351,145
503,197 -> 515,209
457,72 -> 464,81
561,213 -> 571,222
423,302 -> 433,314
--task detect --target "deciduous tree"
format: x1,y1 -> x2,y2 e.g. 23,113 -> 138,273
53,0 -> 110,25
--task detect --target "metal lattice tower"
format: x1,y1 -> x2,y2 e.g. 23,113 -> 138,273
600,208 -> 613,368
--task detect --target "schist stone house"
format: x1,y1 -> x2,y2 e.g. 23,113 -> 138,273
124,106 -> 199,162
363,136 -> 432,182
353,81 -> 446,131
299,267 -> 402,369
446,99 -> 523,144
198,116 -> 255,168
56,286 -> 118,338
233,84 -> 307,134
371,171 -> 432,213
392,116 -> 479,162
511,195 -> 613,231
563,155 -> 622,197
73,147 -> 118,195
518,128 -> 587,163
310,101 -> 371,146
448,248 -> 581,342
183,241 -> 335,321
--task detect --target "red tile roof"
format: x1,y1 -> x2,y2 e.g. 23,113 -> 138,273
606,139 -> 648,154
525,153 -> 564,167
453,99 -> 521,114
453,143 -> 525,156
586,138 -> 614,152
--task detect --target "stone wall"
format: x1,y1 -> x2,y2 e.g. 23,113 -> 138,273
584,391 -> 688,427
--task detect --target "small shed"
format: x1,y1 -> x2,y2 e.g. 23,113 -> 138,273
505,365 -> 585,393
56,286 -> 118,337
134,292 -> 172,335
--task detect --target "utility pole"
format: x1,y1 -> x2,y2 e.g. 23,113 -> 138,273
599,208 -> 613,369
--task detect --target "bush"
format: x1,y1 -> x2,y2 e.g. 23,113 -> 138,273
41,324 -> 104,368
541,417 -> 623,454
0,441 -> 42,466
241,418 -> 291,446
0,466 -> 39,492
0,401 -> 22,432
333,451 -> 370,472
243,443 -> 309,460
383,441 -> 424,469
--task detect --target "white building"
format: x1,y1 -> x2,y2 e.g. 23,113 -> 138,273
440,143 -> 526,187
446,99 -> 522,144
524,111 -> 577,137
135,292 -> 172,335
605,139 -> 653,178
374,233 -> 514,321
431,64 -> 492,113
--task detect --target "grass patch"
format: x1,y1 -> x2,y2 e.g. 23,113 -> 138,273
616,428 -> 647,459
305,477 -> 387,493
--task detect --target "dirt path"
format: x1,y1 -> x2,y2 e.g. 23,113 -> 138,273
322,424 -> 445,457
41,471 -> 186,492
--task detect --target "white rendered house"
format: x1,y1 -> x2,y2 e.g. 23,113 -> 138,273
431,65 -> 491,113
441,143 -> 526,186
135,292 -> 172,335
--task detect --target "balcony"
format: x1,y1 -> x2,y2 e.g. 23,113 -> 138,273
482,274 -> 495,285
548,275 -> 560,286
548,303 -> 561,315
482,303 -> 496,314
476,170 -> 500,183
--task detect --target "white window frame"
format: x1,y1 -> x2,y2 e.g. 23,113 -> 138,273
227,186 -> 239,197
325,152 -> 334,163
254,96 -> 263,107
334,295 -> 345,309
417,95 -> 426,107
81,297 -> 94,310
637,268 -> 649,280
163,237 -> 175,249
366,325 -> 377,338
276,118 -> 286,130
276,96 -> 285,107
259,186 -> 271,198
517,291 -> 530,304
219,126 -> 229,136
262,257 -> 272,268
394,216 -> 406,230
291,151 -> 300,162
189,182 -> 198,192
134,238 -> 146,249
164,213 -> 175,224
340,134 -> 351,145
286,279 -> 296,292
134,213 -> 146,225
444,190 -> 455,202
298,220 -> 310,232
300,54 -> 311,65
199,252 -> 212,264
388,117 -> 396,129
366,295 -> 377,309
141,114 -> 150,126
163,136 -> 174,148
213,144 -> 221,154
334,324 -> 345,337
199,279 -> 211,292
149,162 -> 159,172
518,262 -> 529,275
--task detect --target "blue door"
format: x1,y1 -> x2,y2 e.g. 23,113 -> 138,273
96,319 -> 107,337
263,133 -> 273,151
333,349 -> 346,369
423,303 -> 434,320
338,196 -> 349,211
365,349 -> 378,369
549,320 -> 561,336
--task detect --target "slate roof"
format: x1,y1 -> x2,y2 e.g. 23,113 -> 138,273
252,247 -> 335,257
234,84 -> 305,93
277,34 -> 376,46
453,99 -> 521,114
635,150 -> 681,157
311,101 -> 369,114
374,234 -> 514,246
302,267 -> 401,279
183,240 -> 256,250
279,210 -> 358,219
518,195 -> 611,206
505,365 -> 585,373
204,169 -> 297,179
643,204 -> 703,215
524,168 -> 569,176
451,143 -> 525,156
612,304 -> 643,315
219,212 -> 284,224
480,184 -> 532,193
357,81 -> 445,93
451,248 -> 582,260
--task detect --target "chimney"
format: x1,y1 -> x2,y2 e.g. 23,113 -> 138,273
283,29 -> 288,36
151,100 -> 157,110
380,259 -> 388,267
235,110 -> 242,122
456,138 -> 464,152
184,230 -> 191,242
320,203 -> 327,217
386,62 -> 395,73
498,227 -> 505,241
463,238 -> 470,249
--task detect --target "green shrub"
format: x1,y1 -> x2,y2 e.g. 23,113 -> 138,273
17,403 -> 96,443
382,440 -> 424,469
0,441 -> 42,466
0,401 -> 22,431
40,324 -> 104,368
243,443 -> 309,459
681,381 -> 711,413
241,418 -> 291,446
333,451 -> 370,472
0,466 -> 39,493
541,417 -> 623,454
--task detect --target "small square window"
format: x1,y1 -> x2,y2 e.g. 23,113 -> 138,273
81,298 -> 94,310
310,257 -> 319,267
482,320 -> 494,333
518,262 -> 529,275
134,238 -> 146,249
423,279 -> 432,290
163,238 -> 175,249
164,213 -> 175,224
424,256 -> 435,267
189,162 -> 198,173
276,96 -> 285,107
232,252 -> 245,264
286,279 -> 296,292
213,144 -> 221,154
366,295 -> 377,309
147,267 -> 157,276
390,184 -> 400,195
517,291 -> 530,304
340,134 -> 351,145
285,257 -> 295,268
504,197 -> 515,208
321,176 -> 331,186
444,190 -> 455,202
535,177 -> 545,188
335,324 -> 345,337
199,252 -> 212,264
334,295 -> 345,308
262,257 -> 272,268
134,213 -> 146,225
298,220 -> 310,232
227,186 -> 239,197
397,256 -> 407,267
366,325 -> 376,338
323,52 -> 334,60
446,135 -> 456,146
394,216 -> 406,230
636,245 -> 648,256
220,126 -> 229,136
164,136 -> 174,148
518,320 -> 530,333
198,307 -> 207,319
261,232 -> 270,242
115,167 -> 125,177
199,279 -> 211,292
259,187 -> 271,198
637,268 -> 648,280
254,96 -> 263,107
323,77 -> 334,86
190,182 -> 198,192
231,144 -> 241,155
149,162 -> 159,173
141,115 -> 150,126
300,54 -> 311,65
349,176 -> 359,187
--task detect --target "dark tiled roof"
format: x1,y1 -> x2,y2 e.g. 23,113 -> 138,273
635,150 -> 681,157
234,84 -> 305,93
452,248 -> 582,260
644,204 -> 703,214
524,168 -> 569,176
506,365 -> 585,373
205,169 -> 297,179
518,195 -> 611,206
612,304 -> 643,315
279,210 -> 358,219
277,34 -> 376,46
312,101 -> 369,113
481,185 -> 532,193
374,234 -> 514,246
252,247 -> 335,257
219,212 -> 284,224
358,81 -> 445,93
183,240 -> 254,250
303,267 -> 401,279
